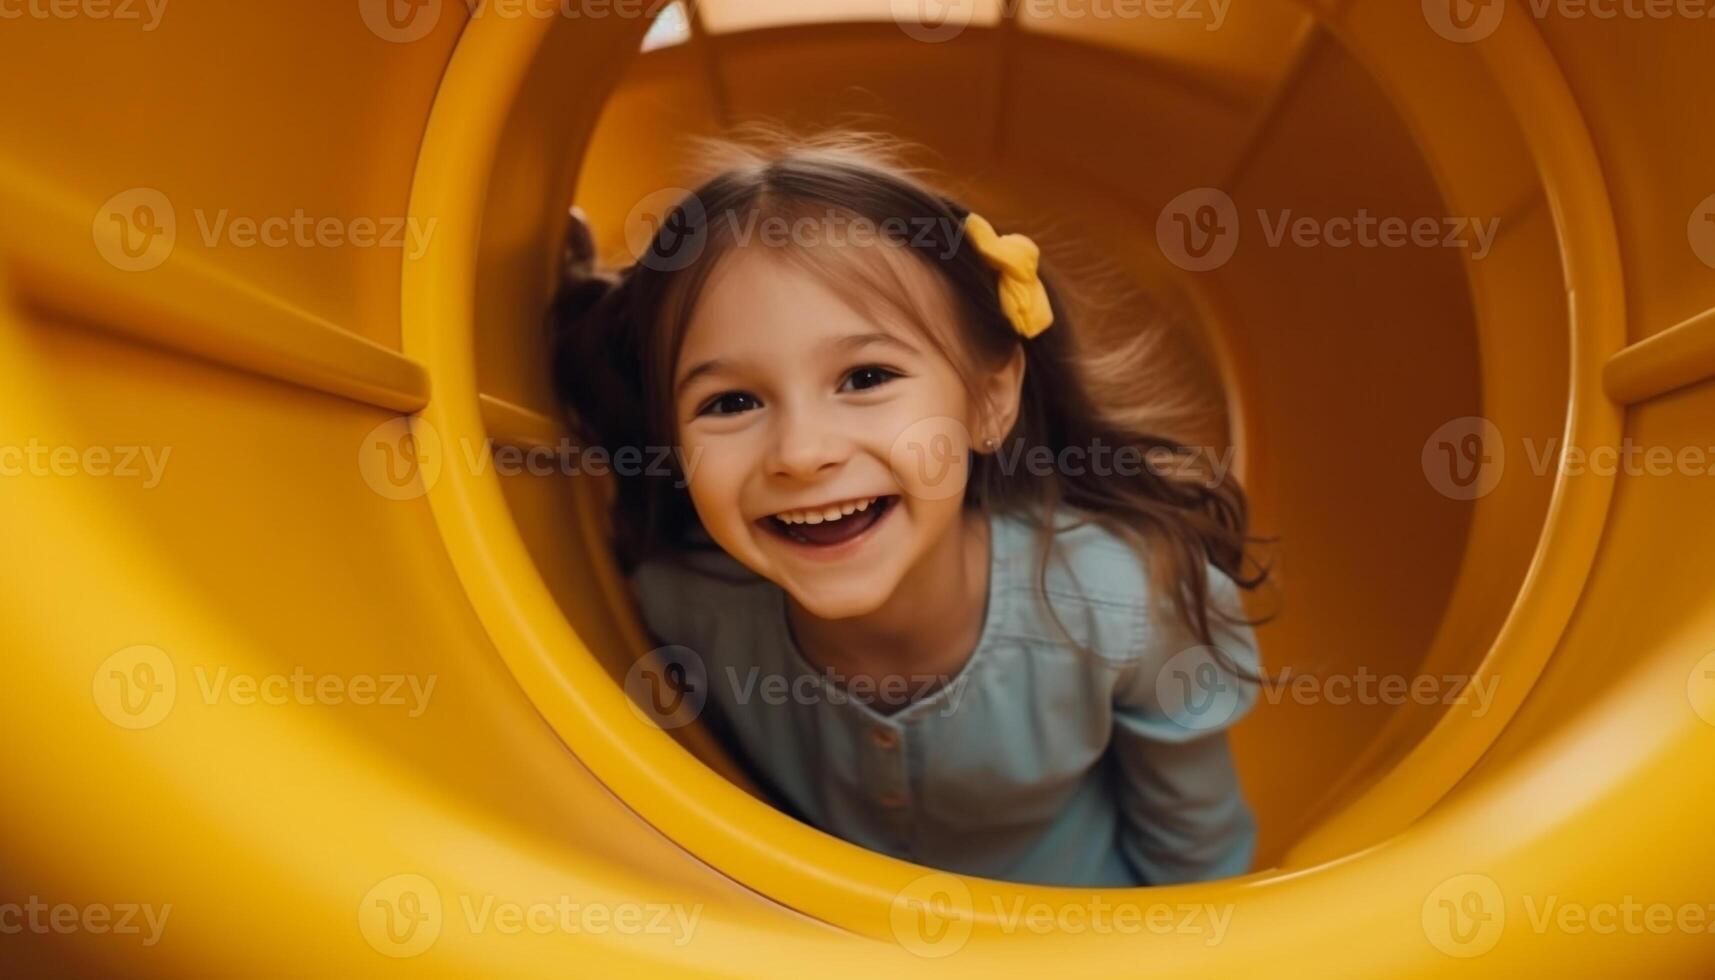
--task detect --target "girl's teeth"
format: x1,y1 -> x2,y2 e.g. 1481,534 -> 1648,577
776,496 -> 879,525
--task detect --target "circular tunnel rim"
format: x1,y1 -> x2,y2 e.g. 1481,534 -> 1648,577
399,0 -> 1626,950
1261,6 -> 1625,862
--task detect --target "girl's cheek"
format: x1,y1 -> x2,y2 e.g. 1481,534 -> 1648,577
886,413 -> 976,504
673,433 -> 715,499
682,432 -> 753,514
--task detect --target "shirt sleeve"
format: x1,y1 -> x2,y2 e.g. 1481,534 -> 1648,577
1109,563 -> 1262,886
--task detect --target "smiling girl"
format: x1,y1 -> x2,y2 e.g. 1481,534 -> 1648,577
551,132 -> 1268,888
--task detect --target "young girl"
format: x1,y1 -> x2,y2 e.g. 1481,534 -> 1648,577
551,132 -> 1267,889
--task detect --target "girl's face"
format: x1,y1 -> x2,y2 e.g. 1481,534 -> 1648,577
671,241 -> 1019,620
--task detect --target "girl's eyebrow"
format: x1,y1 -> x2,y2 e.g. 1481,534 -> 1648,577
675,358 -> 729,396
832,330 -> 919,357
675,331 -> 919,396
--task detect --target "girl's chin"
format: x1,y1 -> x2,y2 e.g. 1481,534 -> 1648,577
779,577 -> 898,621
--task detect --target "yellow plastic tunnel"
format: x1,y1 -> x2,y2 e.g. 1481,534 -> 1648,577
3,0 -> 1714,975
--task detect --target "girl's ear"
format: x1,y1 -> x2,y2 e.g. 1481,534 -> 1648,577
975,344 -> 1027,452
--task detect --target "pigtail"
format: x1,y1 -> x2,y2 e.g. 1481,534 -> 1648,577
550,207 -> 632,433
547,207 -> 656,565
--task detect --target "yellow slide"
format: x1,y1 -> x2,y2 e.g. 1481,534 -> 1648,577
3,1 -> 1713,975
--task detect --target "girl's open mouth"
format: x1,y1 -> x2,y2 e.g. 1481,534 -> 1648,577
759,494 -> 898,549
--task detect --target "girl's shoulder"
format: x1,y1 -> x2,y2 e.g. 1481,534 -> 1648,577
992,504 -> 1249,667
994,503 -> 1160,615
626,541 -> 775,646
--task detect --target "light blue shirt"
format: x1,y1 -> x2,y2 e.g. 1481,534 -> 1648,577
628,505 -> 1262,887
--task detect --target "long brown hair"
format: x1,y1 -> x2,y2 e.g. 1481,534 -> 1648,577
551,130 -> 1269,655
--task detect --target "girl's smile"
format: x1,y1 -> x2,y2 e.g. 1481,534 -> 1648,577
757,493 -> 901,556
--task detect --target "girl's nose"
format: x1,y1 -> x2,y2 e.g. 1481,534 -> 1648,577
765,407 -> 848,480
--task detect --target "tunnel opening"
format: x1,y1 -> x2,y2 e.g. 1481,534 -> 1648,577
404,0 -> 1610,938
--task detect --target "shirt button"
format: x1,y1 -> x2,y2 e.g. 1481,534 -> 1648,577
871,727 -> 898,749
877,791 -> 906,809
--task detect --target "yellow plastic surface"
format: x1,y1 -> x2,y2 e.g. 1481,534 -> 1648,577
2,1 -> 1713,975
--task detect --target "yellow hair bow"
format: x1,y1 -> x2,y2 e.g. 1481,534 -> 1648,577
963,212 -> 1054,339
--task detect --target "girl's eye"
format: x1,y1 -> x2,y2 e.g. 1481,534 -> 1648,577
840,365 -> 901,393
697,391 -> 761,417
